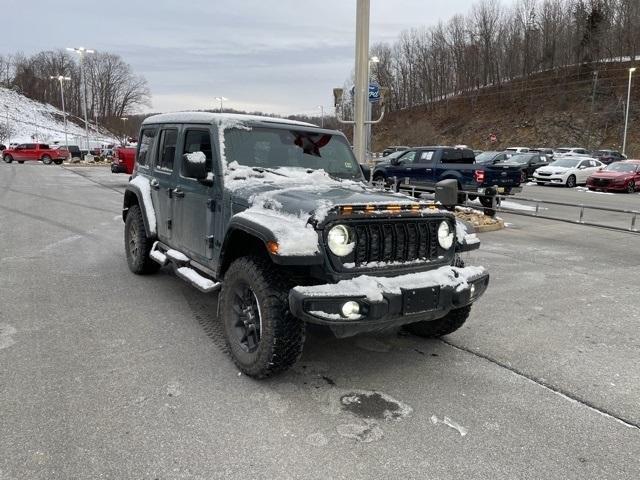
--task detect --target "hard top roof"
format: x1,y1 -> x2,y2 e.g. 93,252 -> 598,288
142,112 -> 316,128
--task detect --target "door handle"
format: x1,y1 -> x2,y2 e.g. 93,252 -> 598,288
173,188 -> 185,198
150,179 -> 160,190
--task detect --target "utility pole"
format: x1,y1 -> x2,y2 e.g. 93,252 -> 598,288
622,67 -> 636,156
67,47 -> 95,155
4,104 -> 9,145
215,96 -> 227,113
317,105 -> 324,128
586,70 -> 598,151
353,0 -> 370,165
50,75 -> 71,150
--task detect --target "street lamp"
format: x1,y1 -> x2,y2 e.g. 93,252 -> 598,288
50,75 -> 71,150
215,96 -> 228,113
317,105 -> 325,128
120,117 -> 128,145
623,67 -> 636,156
67,47 -> 95,154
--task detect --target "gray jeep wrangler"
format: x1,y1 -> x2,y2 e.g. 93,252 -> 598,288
123,113 -> 489,378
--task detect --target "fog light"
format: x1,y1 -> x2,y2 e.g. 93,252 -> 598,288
470,283 -> 476,298
341,301 -> 360,318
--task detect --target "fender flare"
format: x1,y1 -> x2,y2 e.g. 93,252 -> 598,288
223,215 -> 323,266
123,184 -> 157,238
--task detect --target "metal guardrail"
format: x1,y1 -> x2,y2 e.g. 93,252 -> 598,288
372,178 -> 640,235
492,194 -> 639,234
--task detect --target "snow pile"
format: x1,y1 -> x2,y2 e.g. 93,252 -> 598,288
0,86 -> 116,146
185,151 -> 206,164
235,205 -> 320,256
293,265 -> 487,302
129,175 -> 157,234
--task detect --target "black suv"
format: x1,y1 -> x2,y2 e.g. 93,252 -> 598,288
123,113 -> 489,377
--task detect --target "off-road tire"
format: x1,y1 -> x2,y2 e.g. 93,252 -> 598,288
124,204 -> 160,275
41,155 -> 52,165
566,175 -> 576,188
3,155 -> 12,163
403,305 -> 472,338
219,256 -> 305,378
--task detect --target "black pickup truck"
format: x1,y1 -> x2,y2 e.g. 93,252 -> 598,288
372,146 -> 522,206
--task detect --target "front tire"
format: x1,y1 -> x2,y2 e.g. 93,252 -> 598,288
566,175 -> 576,188
3,155 -> 12,163
536,182 -> 544,186
219,256 -> 305,378
41,155 -> 52,165
403,305 -> 472,338
124,204 -> 159,275
627,181 -> 636,193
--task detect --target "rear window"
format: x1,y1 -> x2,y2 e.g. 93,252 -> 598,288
39,144 -> 49,149
441,148 -> 475,164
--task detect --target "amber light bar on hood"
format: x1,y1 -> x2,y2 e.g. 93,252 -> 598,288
339,203 -> 436,215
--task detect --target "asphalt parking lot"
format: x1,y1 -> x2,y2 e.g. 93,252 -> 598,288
1,163 -> 639,479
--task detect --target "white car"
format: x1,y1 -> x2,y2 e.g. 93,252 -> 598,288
533,157 -> 604,188
506,147 -> 530,154
553,147 -> 590,158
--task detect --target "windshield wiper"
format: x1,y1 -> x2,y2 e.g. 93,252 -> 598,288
252,167 -> 288,177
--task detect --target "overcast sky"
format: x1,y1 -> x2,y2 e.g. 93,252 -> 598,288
3,0 -> 501,116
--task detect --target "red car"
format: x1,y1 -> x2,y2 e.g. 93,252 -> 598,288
2,143 -> 69,165
111,146 -> 137,174
586,160 -> 640,193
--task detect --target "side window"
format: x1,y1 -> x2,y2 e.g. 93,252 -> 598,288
397,150 -> 416,164
419,151 -> 434,162
578,161 -> 589,168
25,143 -> 36,149
156,129 -> 178,171
137,128 -> 157,167
182,129 -> 213,175
39,144 -> 49,149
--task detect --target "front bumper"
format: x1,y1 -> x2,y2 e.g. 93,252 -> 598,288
289,265 -> 489,330
533,173 -> 566,184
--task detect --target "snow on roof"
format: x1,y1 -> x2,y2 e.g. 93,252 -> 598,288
143,112 -> 315,128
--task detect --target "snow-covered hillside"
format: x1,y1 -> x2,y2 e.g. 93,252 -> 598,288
0,87 -> 117,147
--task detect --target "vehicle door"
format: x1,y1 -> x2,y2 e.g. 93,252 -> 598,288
173,127 -> 214,261
634,165 -> 640,185
576,159 -> 593,183
151,126 -> 179,243
12,144 -> 27,160
23,143 -> 37,161
413,150 -> 437,186
386,149 -> 418,181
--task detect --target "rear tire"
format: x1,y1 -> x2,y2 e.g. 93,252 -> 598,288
219,256 -> 305,378
536,182 -> 544,186
3,155 -> 12,163
53,159 -> 63,165
403,305 -> 472,338
18,161 -> 24,164
566,175 -> 576,188
124,204 -> 160,275
41,155 -> 52,165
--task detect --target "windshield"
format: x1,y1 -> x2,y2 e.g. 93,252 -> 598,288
555,148 -> 571,153
605,162 -> 637,172
503,155 -> 533,164
550,158 -> 580,168
224,127 -> 362,180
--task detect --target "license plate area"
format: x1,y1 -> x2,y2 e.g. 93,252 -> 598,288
402,286 -> 440,314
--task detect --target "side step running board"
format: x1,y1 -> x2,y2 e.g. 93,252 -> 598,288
175,267 -> 221,293
150,242 -> 221,293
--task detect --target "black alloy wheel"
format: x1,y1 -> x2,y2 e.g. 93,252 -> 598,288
230,281 -> 262,353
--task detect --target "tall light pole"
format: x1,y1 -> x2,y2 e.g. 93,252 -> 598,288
623,67 -> 636,156
120,117 -> 128,145
67,47 -> 95,154
366,56 -> 380,159
215,96 -> 228,113
317,105 -> 325,128
353,0 -> 371,165
50,75 -> 71,149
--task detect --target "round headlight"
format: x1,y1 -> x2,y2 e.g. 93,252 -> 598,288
341,301 -> 360,318
327,225 -> 354,257
438,221 -> 454,250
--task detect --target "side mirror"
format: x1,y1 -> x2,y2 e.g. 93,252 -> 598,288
182,152 -> 208,180
391,157 -> 401,165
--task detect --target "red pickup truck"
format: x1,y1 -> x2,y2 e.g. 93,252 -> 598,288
111,146 -> 136,174
2,143 -> 69,165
